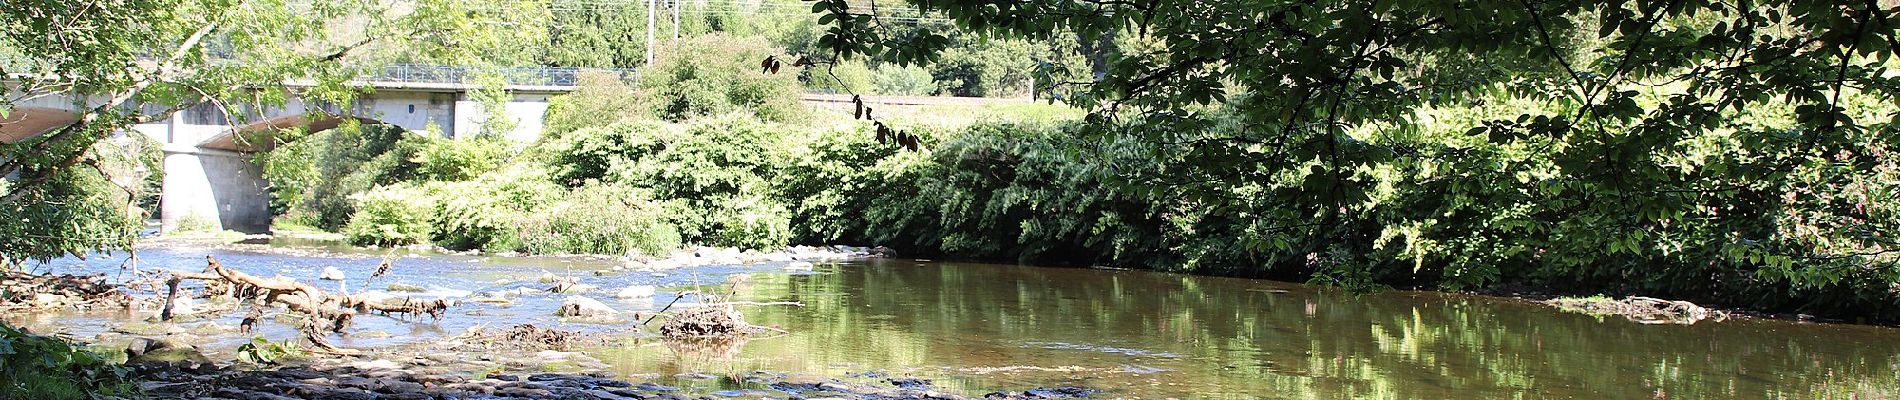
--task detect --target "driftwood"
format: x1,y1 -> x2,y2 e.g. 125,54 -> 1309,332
160,256 -> 449,351
0,270 -> 133,311
1546,296 -> 1727,325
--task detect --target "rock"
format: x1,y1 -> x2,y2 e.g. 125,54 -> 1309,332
387,283 -> 427,292
556,296 -> 617,317
114,321 -> 184,336
319,266 -> 346,281
539,272 -> 563,283
552,281 -> 597,293
123,337 -> 172,359
496,387 -> 553,397
185,322 -> 233,335
614,285 -> 657,299
784,261 -> 815,271
376,380 -> 427,394
128,346 -> 210,365
350,359 -> 403,370
635,383 -> 681,391
32,292 -> 68,306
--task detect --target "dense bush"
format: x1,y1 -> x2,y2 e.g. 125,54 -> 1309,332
0,323 -> 129,399
425,165 -> 565,250
497,183 -> 680,256
871,64 -> 936,96
801,59 -> 872,94
343,184 -> 436,246
543,116 -> 797,250
541,71 -> 646,139
413,135 -> 512,182
783,121 -> 1181,266
635,34 -> 804,123
255,124 -> 425,230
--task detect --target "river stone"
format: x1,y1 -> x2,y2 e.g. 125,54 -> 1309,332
556,296 -> 616,317
114,321 -> 184,336
784,261 -> 816,271
319,266 -> 346,281
614,285 -> 656,299
32,292 -> 69,306
350,359 -> 403,370
387,283 -> 427,292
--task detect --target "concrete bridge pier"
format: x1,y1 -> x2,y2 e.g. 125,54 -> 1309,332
158,145 -> 272,234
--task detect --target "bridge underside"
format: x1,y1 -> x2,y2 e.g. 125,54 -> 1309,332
0,107 -> 80,143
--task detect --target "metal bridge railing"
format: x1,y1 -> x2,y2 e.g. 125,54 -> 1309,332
3,56 -> 637,88
355,64 -> 637,87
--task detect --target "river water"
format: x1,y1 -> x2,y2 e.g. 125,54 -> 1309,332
11,243 -> 1900,399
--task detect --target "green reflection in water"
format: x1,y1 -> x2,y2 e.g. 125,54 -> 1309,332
590,259 -> 1900,399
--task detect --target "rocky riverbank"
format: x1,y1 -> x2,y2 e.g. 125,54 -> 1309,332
124,324 -> 1098,400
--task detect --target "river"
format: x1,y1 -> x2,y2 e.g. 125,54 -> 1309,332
10,243 -> 1900,399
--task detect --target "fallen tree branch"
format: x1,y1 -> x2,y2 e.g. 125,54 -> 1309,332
160,255 -> 449,351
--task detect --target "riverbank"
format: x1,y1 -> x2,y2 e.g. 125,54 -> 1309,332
11,241 -> 1900,399
124,324 -> 1096,400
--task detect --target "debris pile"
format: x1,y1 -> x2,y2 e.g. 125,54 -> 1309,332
0,270 -> 134,312
1546,296 -> 1727,325
160,255 -> 450,351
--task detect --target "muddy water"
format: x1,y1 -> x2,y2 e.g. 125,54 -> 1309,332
14,245 -> 1900,399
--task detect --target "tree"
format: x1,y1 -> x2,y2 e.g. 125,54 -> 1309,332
0,0 -> 547,264
806,0 -> 1900,311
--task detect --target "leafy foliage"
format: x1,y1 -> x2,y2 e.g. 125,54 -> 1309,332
0,133 -> 162,266
495,182 -> 681,256
235,336 -> 306,365
0,323 -> 130,400
634,34 -> 806,122
797,0 -> 1900,318
255,124 -> 426,230
0,0 -> 558,261
543,117 -> 797,249
343,184 -> 437,246
414,135 -> 513,182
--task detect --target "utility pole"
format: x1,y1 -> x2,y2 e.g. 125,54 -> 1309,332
671,0 -> 680,40
645,0 -> 656,65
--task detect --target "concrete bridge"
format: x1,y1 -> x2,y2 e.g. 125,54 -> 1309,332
2,65 -> 631,233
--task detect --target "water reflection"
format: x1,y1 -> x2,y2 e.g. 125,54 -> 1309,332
15,247 -> 1900,398
603,258 -> 1900,399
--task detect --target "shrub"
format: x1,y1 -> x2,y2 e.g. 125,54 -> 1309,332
542,71 -> 645,138
426,165 -> 565,250
871,64 -> 936,96
635,34 -> 804,122
0,323 -> 130,400
541,120 -> 675,187
801,59 -> 871,94
930,39 -> 1038,97
413,136 -> 512,182
255,123 -> 425,230
343,184 -> 437,246
496,183 -> 681,256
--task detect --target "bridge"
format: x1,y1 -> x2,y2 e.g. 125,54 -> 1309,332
2,64 -> 633,233
3,64 -> 1033,235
